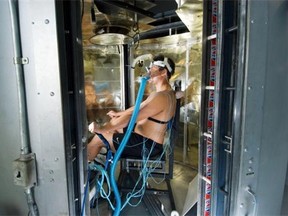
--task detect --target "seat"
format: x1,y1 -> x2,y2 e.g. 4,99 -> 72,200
117,80 -> 182,214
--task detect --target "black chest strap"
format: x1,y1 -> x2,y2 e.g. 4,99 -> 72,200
147,117 -> 170,124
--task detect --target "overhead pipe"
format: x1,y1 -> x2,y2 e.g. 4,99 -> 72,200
134,22 -> 188,42
147,21 -> 186,31
94,0 -> 155,18
8,0 -> 39,215
153,10 -> 179,19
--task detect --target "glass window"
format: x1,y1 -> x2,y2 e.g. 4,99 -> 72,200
83,46 -> 124,124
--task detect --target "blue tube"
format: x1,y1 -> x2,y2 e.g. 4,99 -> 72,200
109,76 -> 150,216
80,167 -> 91,216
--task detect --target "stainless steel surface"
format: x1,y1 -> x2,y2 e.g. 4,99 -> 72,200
82,0 -> 203,165
90,33 -> 131,45
182,174 -> 198,215
82,0 -> 203,46
128,38 -> 201,167
176,0 -> 203,32
17,1 -> 70,214
231,1 -> 288,215
84,45 -> 125,124
210,0 -> 223,214
8,2 -> 39,213
82,0 -> 155,46
0,2 -> 29,213
84,4 -> 203,212
229,0 -> 248,214
8,0 -> 30,155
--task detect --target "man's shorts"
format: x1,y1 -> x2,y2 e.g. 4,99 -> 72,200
112,131 -> 163,158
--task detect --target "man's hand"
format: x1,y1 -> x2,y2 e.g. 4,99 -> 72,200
107,110 -> 119,118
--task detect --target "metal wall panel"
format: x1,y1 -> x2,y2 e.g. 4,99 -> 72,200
0,0 -> 70,214
232,0 -> 288,215
254,1 -> 288,214
18,1 -> 70,214
0,1 -> 28,214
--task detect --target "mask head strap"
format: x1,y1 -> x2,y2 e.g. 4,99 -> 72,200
150,57 -> 172,73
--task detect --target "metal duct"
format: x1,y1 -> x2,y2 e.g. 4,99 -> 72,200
89,0 -> 155,45
82,0 -> 200,46
175,0 -> 203,32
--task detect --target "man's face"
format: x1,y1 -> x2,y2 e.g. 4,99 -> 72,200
149,65 -> 163,79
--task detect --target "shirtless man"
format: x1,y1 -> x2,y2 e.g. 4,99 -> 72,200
87,54 -> 176,161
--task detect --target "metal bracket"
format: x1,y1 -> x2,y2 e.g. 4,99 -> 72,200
13,57 -> 29,65
13,153 -> 37,188
223,135 -> 232,153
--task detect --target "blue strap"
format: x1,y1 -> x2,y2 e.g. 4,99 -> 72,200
105,150 -> 113,170
96,133 -> 110,150
95,133 -> 113,170
167,118 -> 173,130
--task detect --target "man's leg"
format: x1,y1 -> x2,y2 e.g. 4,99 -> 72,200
87,132 -> 116,161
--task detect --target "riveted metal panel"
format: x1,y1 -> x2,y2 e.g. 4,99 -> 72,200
18,1 -> 69,214
232,1 -> 288,215
0,1 -> 29,214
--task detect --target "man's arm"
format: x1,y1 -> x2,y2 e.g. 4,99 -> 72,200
106,92 -> 157,118
89,92 -> 161,134
89,112 -> 132,134
107,106 -> 134,118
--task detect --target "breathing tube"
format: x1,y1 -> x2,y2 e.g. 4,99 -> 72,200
109,74 -> 150,216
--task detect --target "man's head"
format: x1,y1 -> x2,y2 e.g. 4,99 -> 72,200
149,54 -> 175,80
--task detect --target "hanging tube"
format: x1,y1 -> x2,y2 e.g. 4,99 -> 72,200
130,54 -> 152,103
109,75 -> 150,216
9,1 -> 39,216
